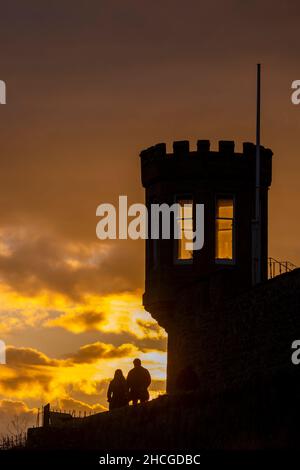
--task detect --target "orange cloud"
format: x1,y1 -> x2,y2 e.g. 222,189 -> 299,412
0,343 -> 166,404
47,310 -> 105,334
0,399 -> 37,437
67,342 -> 138,364
46,291 -> 167,340
6,346 -> 59,367
0,226 -> 142,301
58,397 -> 107,413
0,236 -> 166,418
0,368 -> 54,396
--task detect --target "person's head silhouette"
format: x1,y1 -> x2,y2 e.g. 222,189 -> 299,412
133,358 -> 141,367
114,369 -> 124,380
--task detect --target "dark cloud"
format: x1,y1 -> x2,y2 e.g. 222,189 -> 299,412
134,320 -> 167,352
0,230 -> 142,299
136,337 -> 167,353
6,346 -> 58,367
0,372 -> 52,394
66,342 -> 137,364
136,319 -> 163,335
50,310 -> 106,332
5,342 -> 139,368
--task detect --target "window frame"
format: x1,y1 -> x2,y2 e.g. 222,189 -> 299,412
215,195 -> 236,265
147,197 -> 159,270
173,195 -> 194,265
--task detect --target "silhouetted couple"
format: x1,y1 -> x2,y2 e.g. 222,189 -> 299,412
107,358 -> 151,410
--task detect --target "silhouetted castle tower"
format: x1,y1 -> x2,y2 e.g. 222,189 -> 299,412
140,140 -> 273,393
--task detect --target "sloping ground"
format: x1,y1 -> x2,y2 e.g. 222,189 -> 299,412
27,270 -> 300,450
27,376 -> 300,450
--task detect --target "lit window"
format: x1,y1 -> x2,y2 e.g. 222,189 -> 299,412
215,198 -> 234,261
177,199 -> 193,261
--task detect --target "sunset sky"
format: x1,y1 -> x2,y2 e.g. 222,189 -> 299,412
0,0 -> 300,435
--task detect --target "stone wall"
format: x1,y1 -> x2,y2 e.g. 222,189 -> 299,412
167,268 -> 300,393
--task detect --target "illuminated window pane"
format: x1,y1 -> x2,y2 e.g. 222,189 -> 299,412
216,198 -> 234,261
177,199 -> 193,260
217,200 -> 233,219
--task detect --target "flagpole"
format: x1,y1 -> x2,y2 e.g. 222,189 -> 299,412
254,63 -> 261,284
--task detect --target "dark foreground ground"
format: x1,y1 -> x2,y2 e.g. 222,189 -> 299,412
1,376 -> 300,467
26,372 -> 300,451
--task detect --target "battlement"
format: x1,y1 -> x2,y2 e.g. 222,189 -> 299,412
140,140 -> 273,189
140,139 -> 273,160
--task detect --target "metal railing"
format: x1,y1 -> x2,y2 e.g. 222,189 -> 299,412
42,403 -> 99,427
268,257 -> 297,279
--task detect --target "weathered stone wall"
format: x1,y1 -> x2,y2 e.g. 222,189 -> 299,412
167,269 -> 300,393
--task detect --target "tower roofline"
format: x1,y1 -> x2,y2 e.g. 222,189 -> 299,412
140,140 -> 273,160
140,140 -> 273,189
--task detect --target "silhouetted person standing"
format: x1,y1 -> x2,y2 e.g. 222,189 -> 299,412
107,369 -> 129,411
127,358 -> 151,405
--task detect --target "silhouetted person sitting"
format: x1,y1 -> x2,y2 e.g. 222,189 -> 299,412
107,369 -> 129,411
127,358 -> 151,405
176,364 -> 200,392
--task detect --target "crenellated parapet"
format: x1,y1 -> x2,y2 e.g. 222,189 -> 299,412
140,140 -> 273,189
